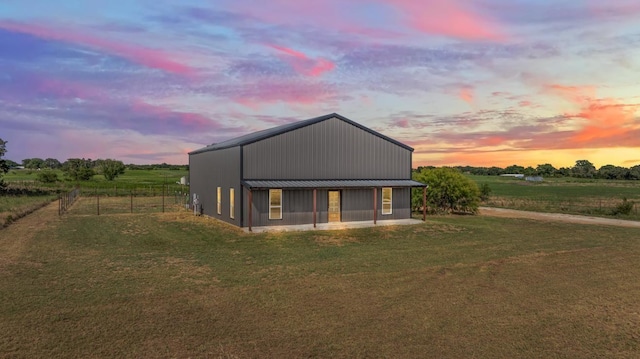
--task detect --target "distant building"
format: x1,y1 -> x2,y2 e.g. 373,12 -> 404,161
525,176 -> 544,182
188,113 -> 426,230
500,174 -> 524,178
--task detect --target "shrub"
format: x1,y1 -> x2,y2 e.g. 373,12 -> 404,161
611,198 -> 634,216
412,167 -> 481,214
37,170 -> 59,183
479,183 -> 492,201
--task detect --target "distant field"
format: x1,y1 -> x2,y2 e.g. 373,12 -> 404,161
469,175 -> 640,220
1,206 -> 639,358
4,168 -> 188,194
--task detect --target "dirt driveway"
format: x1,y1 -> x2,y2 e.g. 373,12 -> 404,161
480,207 -> 640,229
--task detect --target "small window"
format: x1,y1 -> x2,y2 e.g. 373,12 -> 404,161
382,188 -> 392,215
230,188 -> 235,219
217,187 -> 221,215
269,189 -> 282,220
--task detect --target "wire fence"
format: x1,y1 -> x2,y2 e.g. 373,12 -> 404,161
58,187 -> 80,215
59,186 -> 191,216
484,196 -> 640,219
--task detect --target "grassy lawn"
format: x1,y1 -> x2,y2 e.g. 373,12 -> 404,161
0,194 -> 58,227
1,203 -> 639,358
469,175 -> 640,219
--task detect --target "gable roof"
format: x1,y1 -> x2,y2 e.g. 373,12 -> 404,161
189,113 -> 414,155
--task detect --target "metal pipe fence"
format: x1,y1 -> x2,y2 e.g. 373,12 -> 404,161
58,187 -> 80,215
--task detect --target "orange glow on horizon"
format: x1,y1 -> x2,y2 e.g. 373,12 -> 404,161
413,147 -> 640,169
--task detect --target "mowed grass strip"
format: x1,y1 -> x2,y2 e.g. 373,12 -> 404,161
1,209 -> 640,358
0,194 -> 58,227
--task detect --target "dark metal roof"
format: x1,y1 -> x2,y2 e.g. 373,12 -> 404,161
242,179 -> 427,189
189,113 -> 414,155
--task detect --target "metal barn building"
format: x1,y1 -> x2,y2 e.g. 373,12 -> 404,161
188,113 -> 426,230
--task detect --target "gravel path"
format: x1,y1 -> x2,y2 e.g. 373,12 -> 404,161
480,206 -> 640,228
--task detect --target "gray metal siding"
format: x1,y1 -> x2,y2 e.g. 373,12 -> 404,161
243,187 -> 411,227
245,189 -> 329,227
189,146 -> 241,226
243,117 -> 412,180
342,188 -> 411,221
379,187 -> 411,220
342,189 -> 374,222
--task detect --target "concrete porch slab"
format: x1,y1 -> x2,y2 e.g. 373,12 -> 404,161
244,218 -> 424,233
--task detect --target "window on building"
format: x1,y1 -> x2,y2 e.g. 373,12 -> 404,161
230,188 -> 235,219
269,189 -> 282,220
382,188 -> 392,215
217,187 -> 221,215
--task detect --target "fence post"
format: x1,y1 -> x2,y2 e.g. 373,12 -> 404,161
97,194 -> 100,215
130,191 -> 133,213
59,195 -> 62,215
162,185 -> 165,213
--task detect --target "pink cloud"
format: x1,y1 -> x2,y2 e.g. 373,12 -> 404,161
386,0 -> 506,40
0,20 -> 194,75
269,45 -> 335,77
459,87 -> 474,104
231,80 -> 336,109
129,100 -> 217,132
546,84 -> 597,104
390,118 -> 411,128
545,83 -> 640,146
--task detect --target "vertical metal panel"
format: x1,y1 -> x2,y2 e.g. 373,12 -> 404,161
342,189 -> 375,222
189,146 -> 241,226
243,117 -> 412,180
383,187 -> 411,220
246,189 -> 329,227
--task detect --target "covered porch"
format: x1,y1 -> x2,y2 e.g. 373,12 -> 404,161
242,179 -> 428,232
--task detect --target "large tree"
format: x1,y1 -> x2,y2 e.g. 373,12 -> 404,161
536,163 -> 557,177
44,158 -> 62,169
62,158 -> 95,181
598,165 -> 629,180
0,139 -> 8,189
412,167 -> 481,214
23,158 -> 45,169
504,164 -> 525,174
572,160 -> 597,178
97,159 -> 126,181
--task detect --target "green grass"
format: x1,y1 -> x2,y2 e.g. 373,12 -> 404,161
469,175 -> 640,219
0,194 -> 58,227
4,168 -> 189,198
2,205 -> 640,358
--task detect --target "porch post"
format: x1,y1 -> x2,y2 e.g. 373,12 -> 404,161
422,186 -> 427,221
313,188 -> 317,228
373,187 -> 377,225
248,189 -> 253,232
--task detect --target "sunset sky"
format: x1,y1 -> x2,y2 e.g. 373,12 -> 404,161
1,0 -> 639,168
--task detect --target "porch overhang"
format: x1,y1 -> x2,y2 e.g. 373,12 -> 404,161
241,179 -> 426,190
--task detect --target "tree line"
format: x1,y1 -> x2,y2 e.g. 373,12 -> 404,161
11,158 -> 126,182
10,158 -> 186,172
417,160 -> 640,180
0,141 -> 187,186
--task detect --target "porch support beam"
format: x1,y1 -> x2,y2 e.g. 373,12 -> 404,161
248,189 -> 253,232
313,188 -> 317,228
422,186 -> 427,222
373,187 -> 377,225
